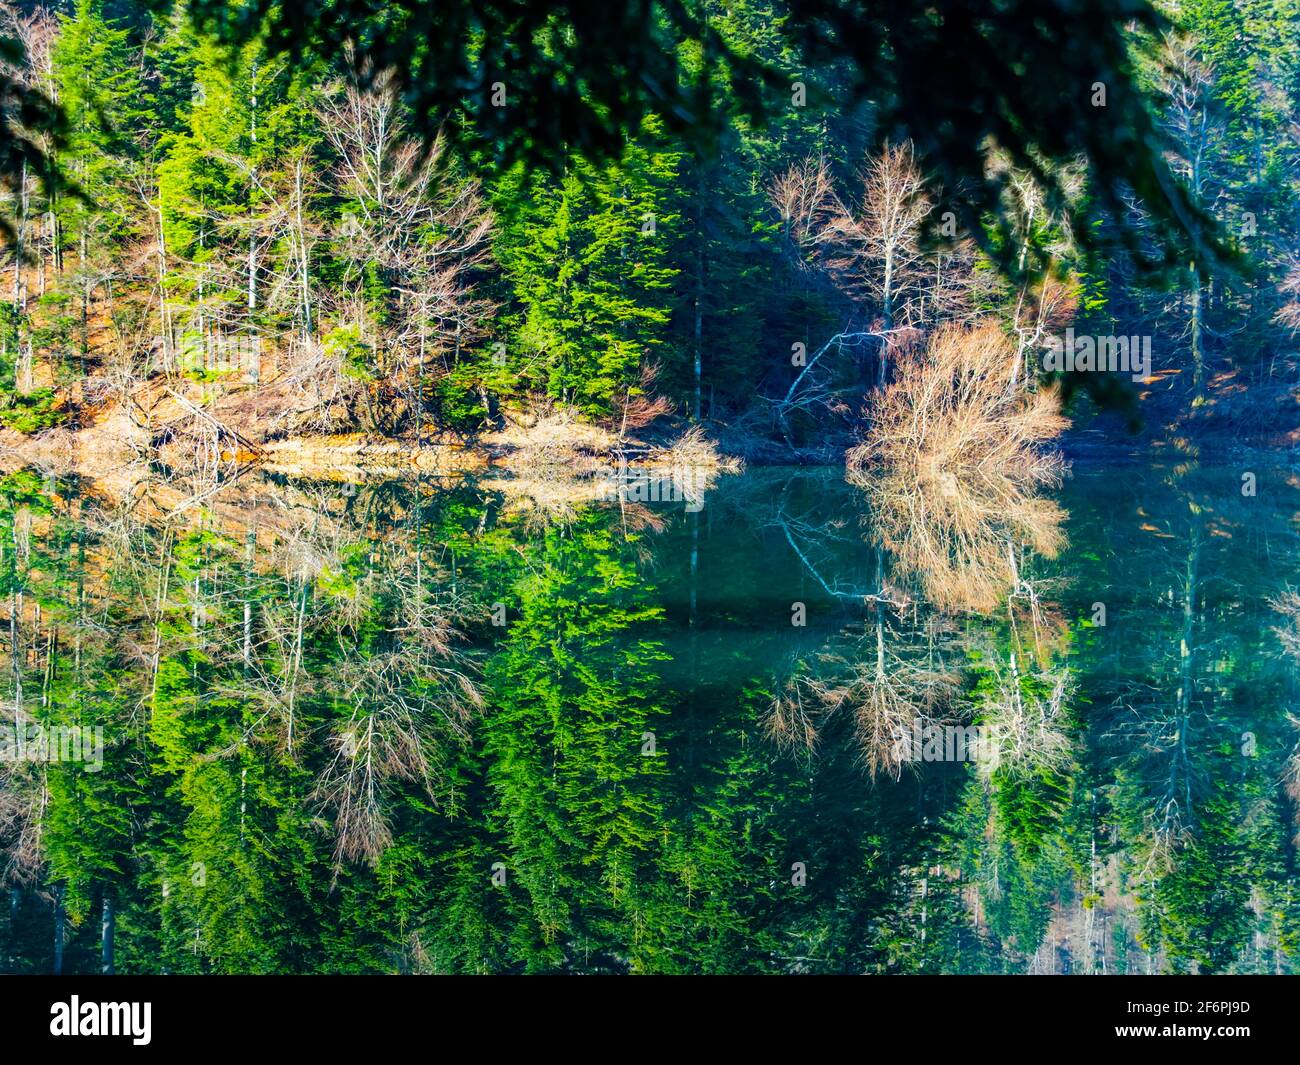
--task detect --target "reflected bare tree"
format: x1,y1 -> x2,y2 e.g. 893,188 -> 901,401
848,322 -> 1067,613
767,606 -> 961,780
314,627 -> 480,865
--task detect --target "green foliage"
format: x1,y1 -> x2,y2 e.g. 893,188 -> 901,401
170,0 -> 1227,279
0,388 -> 65,433
52,0 -> 147,249
495,116 -> 683,418
323,325 -> 375,382
1,0 -> 1299,980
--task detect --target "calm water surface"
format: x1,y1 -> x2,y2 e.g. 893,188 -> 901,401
1,458 -> 1297,973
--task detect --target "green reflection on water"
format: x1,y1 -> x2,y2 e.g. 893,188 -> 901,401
0,459 -> 1297,974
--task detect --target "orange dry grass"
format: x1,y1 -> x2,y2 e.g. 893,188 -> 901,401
849,321 -> 1067,476
849,322 -> 1068,613
863,467 -> 1066,613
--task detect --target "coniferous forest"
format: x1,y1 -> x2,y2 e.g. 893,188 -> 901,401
0,0 -> 1298,994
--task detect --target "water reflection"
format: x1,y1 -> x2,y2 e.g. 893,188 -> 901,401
0,459 -> 1296,973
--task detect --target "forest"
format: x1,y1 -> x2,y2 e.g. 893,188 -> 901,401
0,0 -> 1297,977
0,0 -> 1292,459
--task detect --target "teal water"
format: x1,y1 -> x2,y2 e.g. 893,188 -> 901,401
0,458 -> 1297,973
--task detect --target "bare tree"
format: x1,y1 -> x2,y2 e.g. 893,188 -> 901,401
317,63 -> 494,430
1159,32 -> 1226,397
769,143 -> 986,440
848,322 -> 1068,613
313,619 -> 480,865
973,654 -> 1074,782
850,321 -> 1067,476
769,156 -> 839,269
767,600 -> 961,780
828,142 -> 931,382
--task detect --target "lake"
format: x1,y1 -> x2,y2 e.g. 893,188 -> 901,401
1,456 -> 1297,973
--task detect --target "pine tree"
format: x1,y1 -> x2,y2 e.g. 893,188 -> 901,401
498,116 -> 683,419
50,0 -> 148,370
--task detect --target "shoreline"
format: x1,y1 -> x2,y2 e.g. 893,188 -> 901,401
1,377 -> 1294,489
3,421 -> 1294,485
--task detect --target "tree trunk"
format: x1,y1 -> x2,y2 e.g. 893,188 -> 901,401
7,887 -> 18,971
53,885 -> 64,975
693,228 -> 704,421
156,185 -> 172,376
242,527 -> 254,671
12,159 -> 26,310
248,60 -> 258,316
79,228 -> 88,373
880,248 -> 894,386
1189,259 -> 1204,397
101,893 -> 115,975
295,158 -> 311,342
